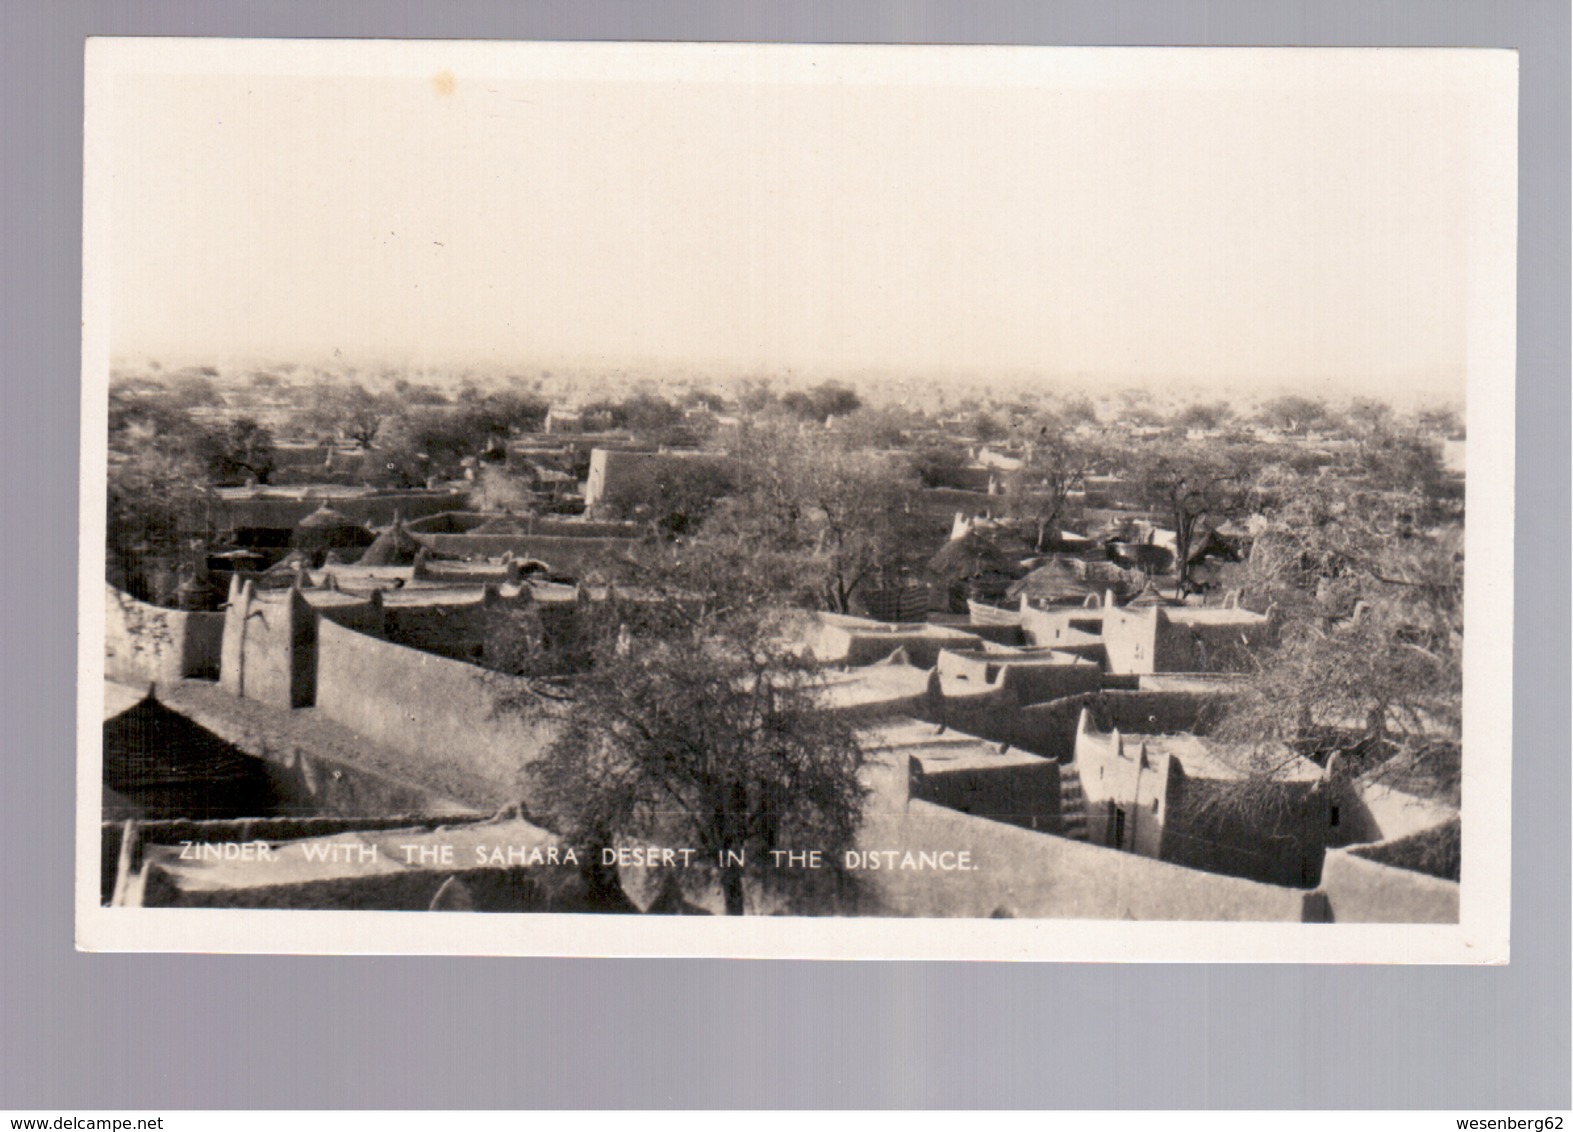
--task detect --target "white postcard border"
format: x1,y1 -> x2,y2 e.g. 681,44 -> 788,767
76,39 -> 1518,962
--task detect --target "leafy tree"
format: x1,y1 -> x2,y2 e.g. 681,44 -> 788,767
164,372 -> 226,409
1256,394 -> 1332,434
910,444 -> 975,490
1413,404 -> 1463,439
376,392 -> 544,478
479,601 -> 554,680
390,377 -> 451,406
105,392 -> 217,602
836,405 -> 918,450
523,607 -> 867,915
579,397 -> 628,428
1348,428 -> 1450,504
372,409 -> 477,484
1120,437 -> 1277,593
718,423 -> 924,614
580,391 -> 696,445
1319,400 -> 1453,507
1341,396 -> 1395,438
620,391 -> 685,436
781,380 -> 862,422
598,456 -> 739,537
294,383 -> 395,448
1056,393 -> 1100,428
195,417 -> 276,485
107,449 -> 216,601
1221,467 -> 1462,803
457,387 -> 549,435
1173,401 -> 1233,432
592,424 -> 924,615
1115,387 -> 1164,427
1005,424 -> 1100,552
736,379 -> 780,414
109,379 -> 190,439
681,387 -> 726,412
969,411 -> 1006,443
373,409 -> 452,469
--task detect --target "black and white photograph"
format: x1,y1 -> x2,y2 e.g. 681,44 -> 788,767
78,39 -> 1516,960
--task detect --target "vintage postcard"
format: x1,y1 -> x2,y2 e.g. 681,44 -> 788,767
77,39 -> 1516,960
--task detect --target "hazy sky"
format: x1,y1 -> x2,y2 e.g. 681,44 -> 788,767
92,42 -> 1513,399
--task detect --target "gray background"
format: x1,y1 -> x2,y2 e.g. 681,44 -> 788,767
2,0 -> 1566,1110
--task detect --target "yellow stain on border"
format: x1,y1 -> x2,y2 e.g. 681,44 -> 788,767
432,70 -> 456,96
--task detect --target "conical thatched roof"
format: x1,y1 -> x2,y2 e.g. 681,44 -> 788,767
293,504 -> 377,551
358,521 -> 422,566
1007,557 -> 1096,604
927,531 -> 1016,583
297,503 -> 356,529
1125,579 -> 1183,609
1084,559 -> 1136,587
1010,557 -> 1140,603
470,515 -> 535,536
261,549 -> 312,576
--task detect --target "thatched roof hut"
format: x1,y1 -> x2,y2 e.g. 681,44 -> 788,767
358,521 -> 422,566
1125,579 -> 1184,609
926,531 -> 1018,583
292,504 -> 376,555
1007,558 -> 1095,605
296,503 -> 353,529
1009,557 -> 1139,605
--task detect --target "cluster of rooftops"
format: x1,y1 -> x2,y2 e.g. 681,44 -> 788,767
102,450 -> 1458,919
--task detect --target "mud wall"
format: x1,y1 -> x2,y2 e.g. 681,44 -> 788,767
218,584 -> 317,708
1011,690 -> 1232,762
405,512 -> 636,539
1318,848 -> 1460,923
314,618 -> 564,796
411,533 -> 638,574
1162,773 -> 1332,889
852,799 -> 1322,922
104,586 -> 225,686
214,491 -> 469,531
917,687 -> 1228,764
910,759 -> 1063,835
